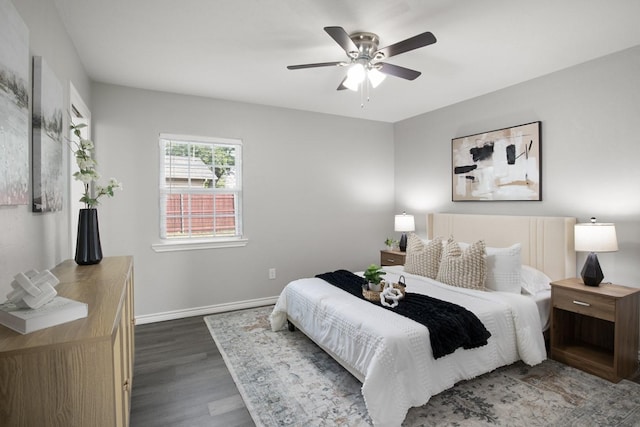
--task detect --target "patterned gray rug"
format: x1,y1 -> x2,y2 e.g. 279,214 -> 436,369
204,305 -> 640,426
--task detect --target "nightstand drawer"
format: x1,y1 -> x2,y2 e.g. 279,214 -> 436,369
553,287 -> 615,321
380,250 -> 406,266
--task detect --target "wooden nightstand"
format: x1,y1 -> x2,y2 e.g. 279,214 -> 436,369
380,250 -> 406,266
550,278 -> 640,382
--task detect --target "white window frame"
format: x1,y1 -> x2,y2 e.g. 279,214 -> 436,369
151,133 -> 247,252
69,83 -> 91,257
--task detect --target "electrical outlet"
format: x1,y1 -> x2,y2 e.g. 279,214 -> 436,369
269,268 -> 276,279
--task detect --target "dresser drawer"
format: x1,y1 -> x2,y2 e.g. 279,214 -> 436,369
553,287 -> 615,321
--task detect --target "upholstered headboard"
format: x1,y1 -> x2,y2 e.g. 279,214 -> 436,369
427,213 -> 576,281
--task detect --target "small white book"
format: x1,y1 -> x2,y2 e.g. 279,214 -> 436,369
0,296 -> 88,334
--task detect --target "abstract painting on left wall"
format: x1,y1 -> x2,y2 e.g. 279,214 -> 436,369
0,0 -> 30,206
32,56 -> 63,212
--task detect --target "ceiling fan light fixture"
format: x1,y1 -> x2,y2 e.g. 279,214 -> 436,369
287,26 -> 437,97
367,68 -> 386,88
342,76 -> 360,91
344,63 -> 365,91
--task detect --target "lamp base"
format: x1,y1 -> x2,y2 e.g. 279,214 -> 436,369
399,233 -> 407,252
581,252 -> 604,286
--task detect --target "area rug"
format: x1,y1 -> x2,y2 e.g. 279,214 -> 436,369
204,306 -> 640,426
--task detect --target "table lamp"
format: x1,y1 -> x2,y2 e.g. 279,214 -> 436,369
394,212 -> 415,252
574,217 -> 618,286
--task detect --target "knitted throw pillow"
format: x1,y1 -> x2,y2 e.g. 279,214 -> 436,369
405,232 -> 425,253
404,233 -> 444,279
436,239 -> 487,290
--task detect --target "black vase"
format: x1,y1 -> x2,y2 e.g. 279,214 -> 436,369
75,208 -> 103,265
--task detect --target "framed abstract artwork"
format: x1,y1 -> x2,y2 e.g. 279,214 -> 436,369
452,121 -> 541,201
0,0 -> 30,206
32,56 -> 64,212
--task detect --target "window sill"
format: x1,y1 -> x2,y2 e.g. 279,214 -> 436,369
151,237 -> 249,252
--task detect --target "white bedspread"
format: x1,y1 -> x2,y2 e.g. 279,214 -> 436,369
270,268 -> 547,427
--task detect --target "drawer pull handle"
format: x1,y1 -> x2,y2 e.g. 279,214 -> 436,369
572,300 -> 591,307
386,259 -> 396,263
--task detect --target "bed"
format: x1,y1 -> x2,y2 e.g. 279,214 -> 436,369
270,213 -> 576,427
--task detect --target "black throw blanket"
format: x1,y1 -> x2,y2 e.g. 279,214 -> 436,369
315,269 -> 491,359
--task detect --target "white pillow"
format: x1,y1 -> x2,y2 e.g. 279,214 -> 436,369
520,265 -> 552,295
458,242 -> 522,293
486,243 -> 522,293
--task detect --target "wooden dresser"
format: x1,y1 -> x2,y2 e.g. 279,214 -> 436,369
550,278 -> 639,383
0,256 -> 135,427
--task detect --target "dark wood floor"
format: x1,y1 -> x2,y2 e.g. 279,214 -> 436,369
130,315 -> 255,427
130,314 -> 640,427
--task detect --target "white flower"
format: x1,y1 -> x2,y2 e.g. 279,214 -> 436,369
74,171 -> 94,184
108,177 -> 122,189
76,157 -> 96,170
79,138 -> 94,150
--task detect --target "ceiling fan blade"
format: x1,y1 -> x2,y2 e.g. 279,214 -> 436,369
337,76 -> 348,91
324,26 -> 358,55
287,61 -> 344,70
378,63 -> 422,80
374,31 -> 436,59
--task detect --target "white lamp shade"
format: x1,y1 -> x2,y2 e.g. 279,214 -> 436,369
574,223 -> 618,252
394,213 -> 415,232
344,63 -> 365,91
367,68 -> 386,88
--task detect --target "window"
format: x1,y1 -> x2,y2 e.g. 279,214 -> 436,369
153,133 -> 246,252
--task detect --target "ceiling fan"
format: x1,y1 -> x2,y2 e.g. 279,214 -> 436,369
287,26 -> 437,91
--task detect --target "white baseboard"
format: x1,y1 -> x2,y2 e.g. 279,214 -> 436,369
134,296 -> 279,325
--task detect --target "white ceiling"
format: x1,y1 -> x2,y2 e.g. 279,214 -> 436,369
52,0 -> 640,123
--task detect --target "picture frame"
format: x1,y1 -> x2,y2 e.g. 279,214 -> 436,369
32,56 -> 64,212
451,121 -> 541,201
0,0 -> 30,206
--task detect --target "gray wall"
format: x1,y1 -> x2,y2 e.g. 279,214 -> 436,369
90,83 -> 394,319
0,0 -> 91,296
394,46 -> 640,287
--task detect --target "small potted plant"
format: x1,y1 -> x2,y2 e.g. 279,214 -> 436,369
384,237 -> 397,250
363,264 -> 386,292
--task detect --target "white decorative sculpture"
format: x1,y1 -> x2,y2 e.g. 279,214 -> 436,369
380,282 -> 404,308
6,269 -> 59,309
